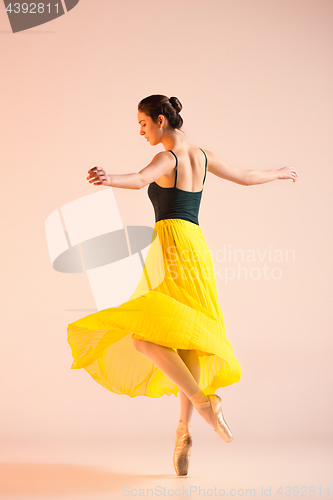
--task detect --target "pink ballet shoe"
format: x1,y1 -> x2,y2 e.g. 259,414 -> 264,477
192,394 -> 233,443
173,420 -> 192,476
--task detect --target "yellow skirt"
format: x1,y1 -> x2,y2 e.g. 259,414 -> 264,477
67,218 -> 241,398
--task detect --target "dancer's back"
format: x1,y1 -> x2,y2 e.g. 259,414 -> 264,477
147,144 -> 207,226
153,143 -> 207,192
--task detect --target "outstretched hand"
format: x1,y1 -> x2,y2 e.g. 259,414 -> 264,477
278,167 -> 298,182
87,167 -> 109,186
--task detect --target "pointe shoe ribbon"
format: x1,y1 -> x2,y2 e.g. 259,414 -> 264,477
173,421 -> 192,476
192,394 -> 233,443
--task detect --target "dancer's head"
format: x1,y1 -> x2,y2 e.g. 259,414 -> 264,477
137,94 -> 185,146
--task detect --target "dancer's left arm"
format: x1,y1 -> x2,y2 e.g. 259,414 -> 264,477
87,167 -> 140,189
87,152 -> 175,189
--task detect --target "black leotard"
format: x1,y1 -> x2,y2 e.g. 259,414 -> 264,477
147,148 -> 207,226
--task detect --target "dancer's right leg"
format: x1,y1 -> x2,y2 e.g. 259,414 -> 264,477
175,349 -> 200,440
177,349 -> 200,424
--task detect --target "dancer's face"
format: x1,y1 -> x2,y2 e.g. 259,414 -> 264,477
138,111 -> 165,146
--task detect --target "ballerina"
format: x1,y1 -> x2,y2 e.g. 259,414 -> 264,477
69,93 -> 297,477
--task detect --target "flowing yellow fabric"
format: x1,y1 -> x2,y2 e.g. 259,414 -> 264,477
67,218 -> 241,398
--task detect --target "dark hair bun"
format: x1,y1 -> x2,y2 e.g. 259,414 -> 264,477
138,94 -> 184,131
169,97 -> 182,114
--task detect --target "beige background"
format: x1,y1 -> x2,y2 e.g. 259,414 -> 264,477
0,0 -> 332,497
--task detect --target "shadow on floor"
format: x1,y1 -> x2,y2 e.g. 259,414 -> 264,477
0,462 -> 180,495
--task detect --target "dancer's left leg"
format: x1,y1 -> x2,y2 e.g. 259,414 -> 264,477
132,338 -> 200,398
132,338 -> 218,430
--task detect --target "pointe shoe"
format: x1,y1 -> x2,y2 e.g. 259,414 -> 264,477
173,420 -> 193,476
193,394 -> 233,443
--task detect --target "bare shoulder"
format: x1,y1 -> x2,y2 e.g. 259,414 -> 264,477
199,148 -> 226,173
153,150 -> 176,161
137,150 -> 176,189
199,148 -> 249,186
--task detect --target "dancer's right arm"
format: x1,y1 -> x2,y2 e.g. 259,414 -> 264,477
204,150 -> 250,186
205,149 -> 297,185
